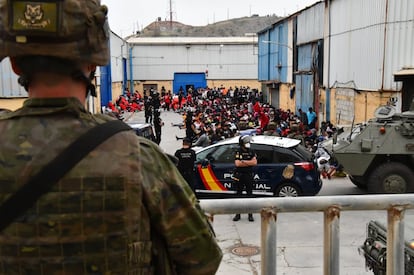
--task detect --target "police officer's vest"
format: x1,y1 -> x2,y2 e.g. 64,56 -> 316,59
235,148 -> 255,173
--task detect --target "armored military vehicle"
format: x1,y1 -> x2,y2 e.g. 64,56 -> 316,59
359,219 -> 414,275
332,99 -> 414,193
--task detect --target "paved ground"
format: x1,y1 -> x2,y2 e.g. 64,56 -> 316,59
125,109 -> 380,275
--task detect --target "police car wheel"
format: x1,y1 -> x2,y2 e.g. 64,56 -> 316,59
275,183 -> 301,197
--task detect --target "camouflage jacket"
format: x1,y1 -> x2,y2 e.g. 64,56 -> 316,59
0,98 -> 222,275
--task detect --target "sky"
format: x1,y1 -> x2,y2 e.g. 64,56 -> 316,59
101,0 -> 320,37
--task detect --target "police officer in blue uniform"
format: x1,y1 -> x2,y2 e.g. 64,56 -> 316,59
233,135 -> 257,222
174,137 -> 197,192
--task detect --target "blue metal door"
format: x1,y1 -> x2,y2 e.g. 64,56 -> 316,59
122,58 -> 127,93
173,73 -> 206,94
100,64 -> 112,109
296,74 -> 314,112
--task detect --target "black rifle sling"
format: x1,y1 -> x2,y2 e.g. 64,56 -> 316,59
0,120 -> 131,232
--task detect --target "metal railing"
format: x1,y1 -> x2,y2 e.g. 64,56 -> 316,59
200,194 -> 414,275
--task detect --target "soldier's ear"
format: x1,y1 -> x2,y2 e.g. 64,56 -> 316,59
9,58 -> 22,75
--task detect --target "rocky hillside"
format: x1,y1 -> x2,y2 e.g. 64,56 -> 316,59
135,15 -> 281,37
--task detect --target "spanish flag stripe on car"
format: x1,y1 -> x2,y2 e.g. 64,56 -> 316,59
197,164 -> 227,191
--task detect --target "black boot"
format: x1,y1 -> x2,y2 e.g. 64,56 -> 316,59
248,214 -> 254,222
233,214 -> 241,221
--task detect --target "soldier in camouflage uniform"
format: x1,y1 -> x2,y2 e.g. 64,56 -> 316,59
0,1 -> 222,274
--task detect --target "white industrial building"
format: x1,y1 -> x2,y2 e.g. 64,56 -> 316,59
125,36 -> 260,95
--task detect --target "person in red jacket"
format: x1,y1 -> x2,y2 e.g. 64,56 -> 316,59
187,92 -> 193,105
259,111 -> 270,131
164,93 -> 171,111
253,101 -> 262,113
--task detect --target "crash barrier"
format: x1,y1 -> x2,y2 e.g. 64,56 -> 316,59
200,194 -> 414,275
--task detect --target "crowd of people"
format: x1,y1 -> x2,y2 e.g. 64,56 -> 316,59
104,88 -> 143,118
105,86 -> 328,143
107,85 -> 345,178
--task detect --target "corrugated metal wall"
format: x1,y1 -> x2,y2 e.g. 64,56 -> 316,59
258,31 -> 270,81
110,32 -> 127,83
100,65 -> 112,107
100,32 -> 126,107
257,22 -> 289,83
257,0 -> 413,96
297,2 -> 325,45
329,0 -> 413,91
329,0 -> 386,90
131,43 -> 257,81
295,1 -> 325,114
296,74 -> 314,112
296,44 -> 316,111
383,0 -> 414,90
297,44 -> 313,71
173,73 -> 207,94
0,58 -> 27,98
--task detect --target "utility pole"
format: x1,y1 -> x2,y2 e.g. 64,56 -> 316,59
169,0 -> 173,22
168,0 -> 175,29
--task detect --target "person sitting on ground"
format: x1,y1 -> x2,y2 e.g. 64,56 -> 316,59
313,143 -> 335,179
193,128 -> 211,148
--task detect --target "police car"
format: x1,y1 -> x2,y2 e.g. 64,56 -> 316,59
194,135 -> 322,198
126,121 -> 156,142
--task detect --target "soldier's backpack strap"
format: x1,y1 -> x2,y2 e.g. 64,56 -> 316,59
0,120 -> 132,232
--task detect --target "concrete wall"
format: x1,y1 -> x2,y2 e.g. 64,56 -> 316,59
278,84 -> 296,111
328,89 -> 391,126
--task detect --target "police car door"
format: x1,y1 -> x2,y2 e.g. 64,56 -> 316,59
251,144 -> 278,196
195,144 -> 239,198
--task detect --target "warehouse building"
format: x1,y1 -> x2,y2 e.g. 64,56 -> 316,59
125,36 -> 260,95
258,0 -> 414,125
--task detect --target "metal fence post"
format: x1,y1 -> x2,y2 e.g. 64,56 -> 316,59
261,208 -> 277,275
199,195 -> 414,274
324,205 -> 340,275
387,206 -> 405,275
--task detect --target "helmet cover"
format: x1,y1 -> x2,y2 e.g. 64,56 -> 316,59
0,0 -> 110,65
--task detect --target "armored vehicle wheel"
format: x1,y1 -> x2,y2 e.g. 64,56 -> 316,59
275,183 -> 301,197
368,162 -> 414,194
349,175 -> 367,189
348,175 -> 367,189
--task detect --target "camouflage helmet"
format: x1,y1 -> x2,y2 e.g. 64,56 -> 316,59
0,0 -> 110,65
